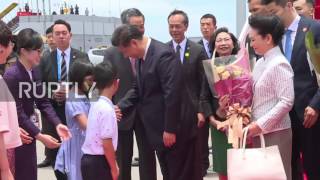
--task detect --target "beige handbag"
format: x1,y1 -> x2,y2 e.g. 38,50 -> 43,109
227,128 -> 287,180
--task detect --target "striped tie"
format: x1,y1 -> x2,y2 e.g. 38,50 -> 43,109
61,52 -> 67,81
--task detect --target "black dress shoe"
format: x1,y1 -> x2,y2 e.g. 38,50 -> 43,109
37,158 -> 51,168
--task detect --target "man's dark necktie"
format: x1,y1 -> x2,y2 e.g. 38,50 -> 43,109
176,44 -> 181,62
61,52 -> 67,81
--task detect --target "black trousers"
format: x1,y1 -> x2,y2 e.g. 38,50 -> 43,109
157,137 -> 203,180
117,116 -> 157,180
15,141 -> 37,180
291,111 -> 320,180
81,154 -> 112,180
198,120 -> 210,174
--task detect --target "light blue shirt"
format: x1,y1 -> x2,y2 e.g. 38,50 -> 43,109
173,38 -> 187,63
282,15 -> 301,53
56,47 -> 71,81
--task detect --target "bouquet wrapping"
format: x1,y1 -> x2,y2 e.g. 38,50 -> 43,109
202,47 -> 253,148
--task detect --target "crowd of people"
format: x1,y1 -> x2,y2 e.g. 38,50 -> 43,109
0,0 -> 320,180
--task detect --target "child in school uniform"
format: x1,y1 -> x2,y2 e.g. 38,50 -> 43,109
55,60 -> 94,180
81,61 -> 119,180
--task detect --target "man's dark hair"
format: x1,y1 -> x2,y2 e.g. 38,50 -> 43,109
306,0 -> 315,7
167,9 -> 189,27
261,0 -> 289,7
200,14 -> 217,26
0,20 -> 13,47
210,27 -> 240,57
120,8 -> 145,24
249,15 -> 285,45
16,28 -> 43,54
293,0 -> 315,6
111,24 -> 143,47
53,19 -> 71,32
94,61 -> 117,90
69,60 -> 94,91
46,25 -> 54,35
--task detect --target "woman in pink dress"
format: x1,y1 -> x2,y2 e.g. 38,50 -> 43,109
0,20 -> 22,180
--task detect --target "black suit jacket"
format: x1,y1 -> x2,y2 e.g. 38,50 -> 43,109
283,17 -> 320,123
168,39 -> 210,142
118,39 -> 182,150
198,39 -> 211,59
39,48 -> 90,124
103,46 -> 136,131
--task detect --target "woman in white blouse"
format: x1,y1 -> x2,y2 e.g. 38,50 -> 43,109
248,15 -> 294,180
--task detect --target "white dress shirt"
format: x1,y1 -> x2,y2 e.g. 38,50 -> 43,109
172,38 -> 187,63
82,96 -> 118,155
202,38 -> 211,58
143,37 -> 151,60
252,46 -> 294,134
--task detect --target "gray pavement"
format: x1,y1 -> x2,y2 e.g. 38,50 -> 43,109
37,141 -> 218,180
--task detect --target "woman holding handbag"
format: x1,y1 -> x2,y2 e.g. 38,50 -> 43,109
247,15 -> 294,180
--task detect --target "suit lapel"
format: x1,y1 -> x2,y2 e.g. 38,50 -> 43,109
140,39 -> 155,90
183,40 -> 191,64
291,17 -> 310,65
51,50 -> 58,81
70,48 -> 76,68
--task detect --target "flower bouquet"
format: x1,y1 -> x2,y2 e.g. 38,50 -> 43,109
202,47 -> 253,148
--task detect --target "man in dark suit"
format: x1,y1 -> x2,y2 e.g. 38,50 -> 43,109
39,19 -> 89,180
38,24 -> 57,168
103,8 -> 157,180
112,24 -> 182,180
198,13 -> 216,59
261,0 -> 320,179
166,10 -> 210,180
198,13 -> 217,176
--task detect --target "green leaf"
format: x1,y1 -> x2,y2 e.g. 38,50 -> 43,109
305,31 -> 320,73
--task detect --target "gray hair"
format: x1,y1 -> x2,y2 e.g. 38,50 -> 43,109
120,8 -> 145,24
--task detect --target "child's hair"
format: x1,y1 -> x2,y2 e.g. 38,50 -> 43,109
69,60 -> 94,91
94,61 -> 118,90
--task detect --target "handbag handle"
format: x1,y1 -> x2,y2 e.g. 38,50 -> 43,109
241,127 -> 266,149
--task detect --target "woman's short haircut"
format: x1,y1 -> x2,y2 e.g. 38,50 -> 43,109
249,15 -> 285,45
210,27 -> 240,57
69,60 -> 94,90
94,61 -> 118,90
0,20 -> 13,47
16,28 -> 43,54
